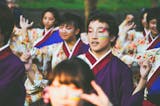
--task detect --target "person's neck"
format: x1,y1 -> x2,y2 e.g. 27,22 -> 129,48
65,38 -> 77,51
91,46 -> 111,59
0,34 -> 4,47
45,27 -> 53,32
151,32 -> 158,39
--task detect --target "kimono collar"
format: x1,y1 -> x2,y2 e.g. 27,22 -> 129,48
0,43 -> 11,60
43,27 -> 54,36
63,39 -> 81,58
0,43 -> 9,52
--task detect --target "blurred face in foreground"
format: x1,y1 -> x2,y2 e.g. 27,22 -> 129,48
48,76 -> 83,106
88,20 -> 114,55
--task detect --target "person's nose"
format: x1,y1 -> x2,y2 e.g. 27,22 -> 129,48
60,27 -> 67,33
61,87 -> 68,99
92,31 -> 98,38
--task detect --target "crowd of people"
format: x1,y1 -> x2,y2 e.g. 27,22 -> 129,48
0,0 -> 159,106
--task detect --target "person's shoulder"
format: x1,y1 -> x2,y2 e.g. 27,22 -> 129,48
112,54 -> 131,70
10,53 -> 24,64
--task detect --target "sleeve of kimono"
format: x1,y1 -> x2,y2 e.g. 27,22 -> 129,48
120,66 -> 144,106
0,60 -> 25,101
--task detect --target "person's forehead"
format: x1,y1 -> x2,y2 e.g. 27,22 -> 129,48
89,20 -> 108,28
6,0 -> 16,3
150,19 -> 157,22
60,23 -> 75,27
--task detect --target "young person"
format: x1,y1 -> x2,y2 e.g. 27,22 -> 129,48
11,7 -> 62,54
44,58 -> 94,106
78,12 -> 149,106
14,8 -> 62,105
43,57 -> 95,106
146,8 -> 160,50
46,12 -> 89,69
141,8 -> 160,106
0,4 -> 26,106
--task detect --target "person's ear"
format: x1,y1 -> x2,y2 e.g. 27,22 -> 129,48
110,35 -> 116,43
75,28 -> 80,35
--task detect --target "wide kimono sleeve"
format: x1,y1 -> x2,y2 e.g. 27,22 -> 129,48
120,60 -> 144,106
0,55 -> 26,106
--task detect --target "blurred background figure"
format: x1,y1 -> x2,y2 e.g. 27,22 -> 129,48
6,0 -> 23,27
0,0 -> 7,5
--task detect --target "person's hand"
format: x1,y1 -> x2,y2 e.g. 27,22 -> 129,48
20,51 -> 32,71
126,14 -> 134,22
20,15 -> 34,30
43,86 -> 51,104
139,59 -> 152,80
123,22 -> 136,32
80,81 -> 113,106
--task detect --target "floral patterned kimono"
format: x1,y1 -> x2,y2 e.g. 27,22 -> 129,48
10,27 -> 55,105
135,48 -> 160,106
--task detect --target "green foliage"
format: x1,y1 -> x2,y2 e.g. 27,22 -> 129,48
17,0 -> 151,12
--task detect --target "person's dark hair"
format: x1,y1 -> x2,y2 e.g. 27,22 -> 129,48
48,57 -> 94,93
157,17 -> 160,33
88,11 -> 119,46
147,7 -> 160,24
41,7 -> 60,27
60,12 -> 84,39
137,8 -> 149,31
0,4 -> 14,45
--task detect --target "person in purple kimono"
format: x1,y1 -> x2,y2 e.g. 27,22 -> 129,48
79,12 -> 150,106
0,4 -> 25,106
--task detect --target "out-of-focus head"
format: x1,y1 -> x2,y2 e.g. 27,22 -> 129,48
48,57 -> 94,106
6,0 -> 16,9
0,3 -> 14,45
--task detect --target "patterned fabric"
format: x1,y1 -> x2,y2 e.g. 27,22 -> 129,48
24,64 -> 48,106
10,27 -> 51,105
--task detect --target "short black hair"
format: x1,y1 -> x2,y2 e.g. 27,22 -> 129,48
88,11 -> 119,46
147,7 -> 160,23
60,13 -> 84,38
41,7 -> 60,27
0,4 -> 14,45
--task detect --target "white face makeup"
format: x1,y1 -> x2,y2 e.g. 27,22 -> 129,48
88,20 -> 112,55
59,24 -> 78,42
59,26 -> 74,33
88,25 -> 109,39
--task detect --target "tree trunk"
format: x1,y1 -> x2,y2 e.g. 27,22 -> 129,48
84,0 -> 97,31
